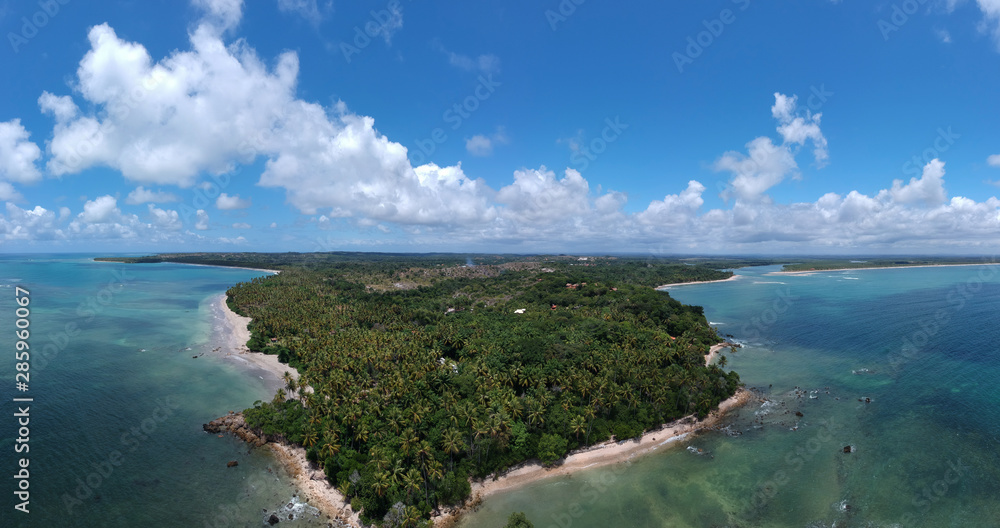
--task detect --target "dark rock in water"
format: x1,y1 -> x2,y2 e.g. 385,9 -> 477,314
267,513 -> 280,525
843,445 -> 855,453
204,412 -> 268,447
795,411 -> 803,417
227,460 -> 239,468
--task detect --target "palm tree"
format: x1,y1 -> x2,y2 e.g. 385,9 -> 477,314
302,427 -> 318,448
373,471 -> 391,497
570,415 -> 586,441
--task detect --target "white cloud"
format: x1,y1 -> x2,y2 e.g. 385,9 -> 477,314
0,120 -> 42,184
42,22 -> 298,186
232,222 -> 251,229
988,154 -> 1000,167
0,183 -> 21,201
195,209 -> 210,230
78,195 -> 120,224
38,92 -> 79,122
716,93 -> 828,202
216,193 -> 251,210
448,52 -> 501,75
0,203 -> 64,242
466,135 -> 493,156
936,28 -> 953,43
126,186 -> 179,204
269,222 -> 277,228
192,0 -> 244,32
771,93 -> 828,167
882,159 -> 947,206
974,0 -> 1000,48
277,0 -> 328,25
636,181 -> 706,227
466,128 -> 508,157
148,204 -> 182,230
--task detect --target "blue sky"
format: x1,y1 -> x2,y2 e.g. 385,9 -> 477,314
1,0 -> 999,254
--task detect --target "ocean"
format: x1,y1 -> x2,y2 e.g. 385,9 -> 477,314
0,255 -> 323,527
457,264 -> 1000,528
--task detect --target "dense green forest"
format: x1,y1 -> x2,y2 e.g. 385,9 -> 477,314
106,253 -> 741,525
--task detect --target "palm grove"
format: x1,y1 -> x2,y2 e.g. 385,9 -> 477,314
217,256 -> 742,524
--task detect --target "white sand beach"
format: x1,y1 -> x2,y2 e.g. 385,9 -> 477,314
658,274 -> 741,289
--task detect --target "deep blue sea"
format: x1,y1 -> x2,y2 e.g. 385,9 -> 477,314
459,264 -> 1000,528
0,255 -> 322,527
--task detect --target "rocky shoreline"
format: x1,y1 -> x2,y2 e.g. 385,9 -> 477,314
204,412 -> 362,527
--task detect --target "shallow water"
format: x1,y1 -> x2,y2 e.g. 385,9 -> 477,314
0,255 -> 325,527
458,264 -> 1000,528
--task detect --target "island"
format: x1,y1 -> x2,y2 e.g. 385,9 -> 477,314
102,252 -> 746,526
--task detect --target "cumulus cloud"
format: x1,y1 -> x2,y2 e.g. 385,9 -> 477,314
78,195 -> 120,223
716,93 -> 828,202
882,159 -> 947,206
13,13 -> 999,253
148,204 -> 182,230
988,154 -> 1000,167
232,222 -> 251,229
636,181 -> 706,227
41,22 -> 298,186
216,193 -> 251,210
0,120 -> 42,184
126,186 -> 179,204
0,203 -> 64,242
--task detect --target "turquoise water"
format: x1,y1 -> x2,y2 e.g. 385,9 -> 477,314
458,264 -> 1000,528
0,255 -> 323,527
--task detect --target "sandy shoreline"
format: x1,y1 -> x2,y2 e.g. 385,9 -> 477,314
182,262 -> 282,274
433,387 -> 753,527
705,342 -> 732,366
657,274 -> 741,289
215,294 -> 298,395
770,263 -> 996,276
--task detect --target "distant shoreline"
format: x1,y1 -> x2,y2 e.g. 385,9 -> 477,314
771,263 -> 996,275
657,274 -> 741,289
174,262 -> 282,275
